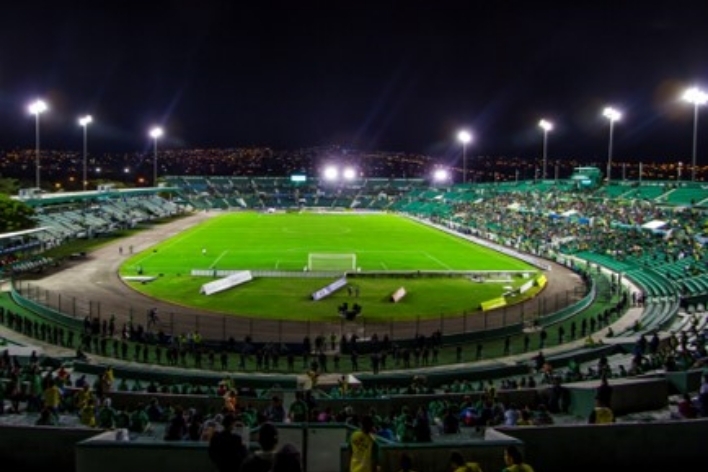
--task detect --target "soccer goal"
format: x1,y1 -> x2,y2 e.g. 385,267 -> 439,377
308,253 -> 357,272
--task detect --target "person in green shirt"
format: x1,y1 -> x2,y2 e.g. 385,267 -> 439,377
129,403 -> 151,433
288,391 -> 309,423
97,398 -> 117,429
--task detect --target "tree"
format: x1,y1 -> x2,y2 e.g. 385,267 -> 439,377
0,194 -> 35,232
0,177 -> 19,195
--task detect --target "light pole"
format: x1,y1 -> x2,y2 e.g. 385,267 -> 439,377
457,130 -> 471,184
79,115 -> 93,191
538,119 -> 553,180
149,127 -> 164,187
682,87 -> 708,181
678,161 -> 683,181
28,99 -> 48,190
602,107 -> 622,183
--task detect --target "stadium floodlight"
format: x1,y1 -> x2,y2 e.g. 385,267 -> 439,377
602,107 -> 622,183
28,99 -> 48,191
78,115 -> 93,191
682,86 -> 708,181
457,130 -> 472,184
149,126 -> 164,187
538,119 -> 553,180
323,166 -> 339,181
342,167 -> 356,181
433,168 -> 449,182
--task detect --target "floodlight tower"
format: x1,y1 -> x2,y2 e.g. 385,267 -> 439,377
457,130 -> 472,184
149,127 -> 164,187
28,99 -> 48,190
538,119 -> 553,180
682,87 -> 708,181
602,107 -> 622,183
79,115 -> 93,191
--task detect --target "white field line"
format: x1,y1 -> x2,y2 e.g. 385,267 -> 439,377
208,250 -> 229,269
423,251 -> 453,270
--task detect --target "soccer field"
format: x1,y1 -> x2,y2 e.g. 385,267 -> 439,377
120,212 -> 538,320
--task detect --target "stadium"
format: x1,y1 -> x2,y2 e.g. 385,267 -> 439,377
1,159 -> 707,472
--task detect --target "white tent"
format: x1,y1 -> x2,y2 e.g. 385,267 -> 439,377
641,220 -> 667,230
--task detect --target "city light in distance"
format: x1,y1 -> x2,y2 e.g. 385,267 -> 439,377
433,169 -> 449,182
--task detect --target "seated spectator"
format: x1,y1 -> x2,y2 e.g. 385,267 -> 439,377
164,406 -> 187,441
588,397 -> 615,424
129,403 -> 151,433
240,422 -> 279,472
265,396 -> 286,423
442,407 -> 461,434
145,397 -> 164,422
502,445 -> 534,472
532,404 -> 554,425
676,393 -> 698,419
209,413 -> 247,472
272,443 -> 302,472
36,406 -> 58,426
449,450 -> 482,472
398,452 -> 416,472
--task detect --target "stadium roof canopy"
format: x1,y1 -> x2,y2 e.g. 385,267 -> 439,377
0,227 -> 49,242
11,187 -> 179,208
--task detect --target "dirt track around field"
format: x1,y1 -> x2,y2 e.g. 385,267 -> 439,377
20,212 -> 586,344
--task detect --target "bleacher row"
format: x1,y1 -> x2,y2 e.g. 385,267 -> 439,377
165,175 -> 427,211
31,196 -> 181,243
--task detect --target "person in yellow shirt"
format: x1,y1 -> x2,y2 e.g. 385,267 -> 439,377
80,399 -> 97,428
502,445 -> 534,472
75,384 -> 93,411
348,415 -> 379,472
449,450 -> 483,472
588,397 -> 615,424
43,380 -> 62,418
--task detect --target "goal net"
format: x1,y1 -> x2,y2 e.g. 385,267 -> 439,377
308,253 -> 357,272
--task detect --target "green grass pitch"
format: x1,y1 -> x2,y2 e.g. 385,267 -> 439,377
120,212 -> 538,321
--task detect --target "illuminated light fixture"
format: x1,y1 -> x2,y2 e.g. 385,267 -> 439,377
28,99 -> 48,190
538,119 -> 553,180
602,107 -> 622,183
149,126 -> 164,186
682,87 -> 708,181
457,130 -> 472,184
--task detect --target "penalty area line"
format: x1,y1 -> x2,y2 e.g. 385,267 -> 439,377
208,250 -> 228,269
423,251 -> 453,270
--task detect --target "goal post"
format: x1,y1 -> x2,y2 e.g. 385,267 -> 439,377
308,253 -> 357,272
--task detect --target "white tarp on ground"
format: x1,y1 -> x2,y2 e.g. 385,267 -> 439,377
641,220 -> 667,230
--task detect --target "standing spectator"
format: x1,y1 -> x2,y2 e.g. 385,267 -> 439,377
348,415 -> 379,472
502,445 -> 534,472
209,413 -> 248,472
698,373 -> 708,417
595,376 -> 613,407
539,328 -> 547,349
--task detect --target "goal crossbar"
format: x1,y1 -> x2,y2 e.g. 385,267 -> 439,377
307,253 -> 357,271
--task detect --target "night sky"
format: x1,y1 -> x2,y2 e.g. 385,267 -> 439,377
2,1 -> 708,164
